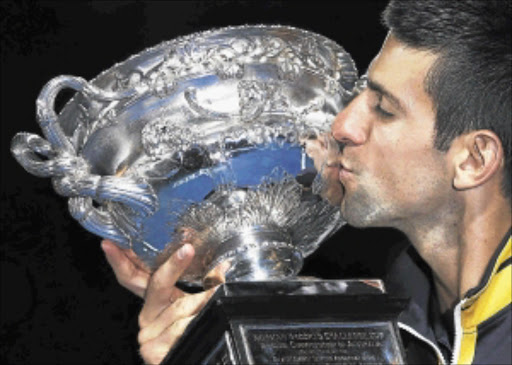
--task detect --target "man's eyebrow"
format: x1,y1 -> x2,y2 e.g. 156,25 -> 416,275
366,77 -> 405,113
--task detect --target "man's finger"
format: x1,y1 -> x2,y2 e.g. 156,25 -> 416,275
140,244 -> 195,326
101,240 -> 150,298
138,287 -> 217,344
139,316 -> 196,365
301,136 -> 328,172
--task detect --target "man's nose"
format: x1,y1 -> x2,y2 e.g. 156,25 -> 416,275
331,95 -> 369,146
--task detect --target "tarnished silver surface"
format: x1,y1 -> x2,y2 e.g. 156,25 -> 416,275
11,25 -> 357,286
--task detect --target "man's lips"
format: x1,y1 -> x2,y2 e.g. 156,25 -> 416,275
338,162 -> 353,181
339,161 -> 353,171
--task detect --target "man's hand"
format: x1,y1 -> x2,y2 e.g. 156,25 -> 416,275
301,133 -> 344,206
101,239 -> 151,298
137,243 -> 217,365
102,240 -> 219,364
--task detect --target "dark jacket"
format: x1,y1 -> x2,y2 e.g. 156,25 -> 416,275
386,229 -> 511,364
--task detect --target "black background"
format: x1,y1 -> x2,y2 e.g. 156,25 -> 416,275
1,1 -> 407,364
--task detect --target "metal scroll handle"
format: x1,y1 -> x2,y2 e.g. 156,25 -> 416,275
11,75 -> 158,246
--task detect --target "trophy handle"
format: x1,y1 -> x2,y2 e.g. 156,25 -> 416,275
35,75 -> 139,154
68,197 -> 130,246
11,75 -> 157,246
11,133 -> 60,178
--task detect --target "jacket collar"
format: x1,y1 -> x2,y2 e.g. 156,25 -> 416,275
385,228 -> 512,355
464,227 -> 511,300
385,244 -> 441,347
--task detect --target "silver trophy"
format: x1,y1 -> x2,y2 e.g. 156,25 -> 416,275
11,25 -> 355,286
11,26 -> 408,364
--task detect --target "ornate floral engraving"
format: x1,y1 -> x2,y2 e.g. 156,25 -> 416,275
111,33 -> 347,100
183,80 -> 290,124
238,80 -> 266,121
142,117 -> 199,159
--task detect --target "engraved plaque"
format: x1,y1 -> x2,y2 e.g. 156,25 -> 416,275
236,322 -> 403,364
163,280 -> 407,364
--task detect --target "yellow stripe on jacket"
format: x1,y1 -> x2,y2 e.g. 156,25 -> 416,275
458,237 -> 512,364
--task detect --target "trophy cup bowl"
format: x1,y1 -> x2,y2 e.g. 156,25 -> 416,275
11,25 -> 357,286
11,25 -> 409,364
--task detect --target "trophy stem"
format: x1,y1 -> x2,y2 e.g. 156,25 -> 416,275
204,228 -> 303,286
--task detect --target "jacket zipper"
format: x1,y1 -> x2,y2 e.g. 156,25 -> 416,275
450,299 -> 466,364
450,236 -> 509,364
398,322 -> 447,364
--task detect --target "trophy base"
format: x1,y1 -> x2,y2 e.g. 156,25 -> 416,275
162,280 -> 407,364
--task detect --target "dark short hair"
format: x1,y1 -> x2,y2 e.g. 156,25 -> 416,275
383,0 -> 512,198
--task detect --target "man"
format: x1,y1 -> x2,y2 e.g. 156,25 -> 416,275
102,0 -> 511,363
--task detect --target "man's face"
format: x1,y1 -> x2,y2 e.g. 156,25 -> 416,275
331,34 -> 455,229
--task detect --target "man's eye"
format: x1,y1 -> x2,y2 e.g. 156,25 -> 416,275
374,103 -> 394,118
373,94 -> 394,119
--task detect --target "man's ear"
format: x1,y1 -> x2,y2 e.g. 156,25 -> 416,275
452,130 -> 504,190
